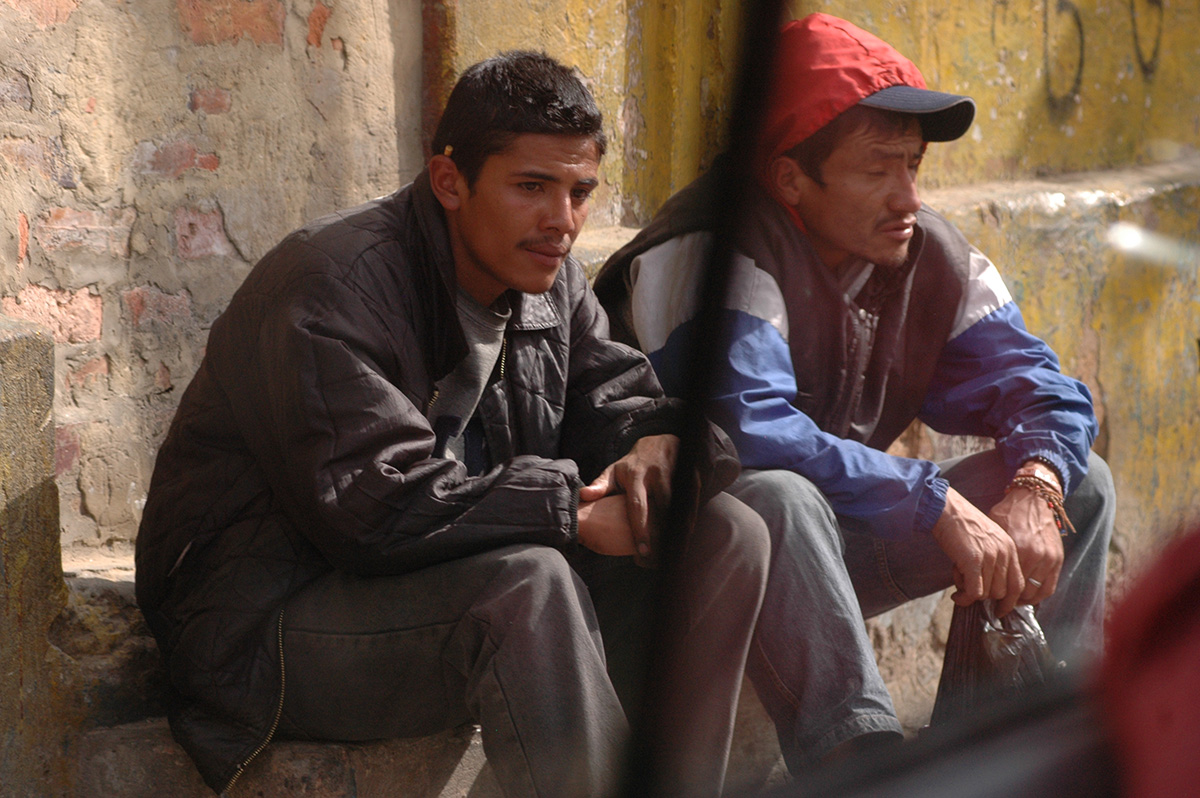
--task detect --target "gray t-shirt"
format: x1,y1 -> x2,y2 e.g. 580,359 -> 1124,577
426,290 -> 511,472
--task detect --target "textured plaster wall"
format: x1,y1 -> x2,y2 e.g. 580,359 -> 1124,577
0,0 -> 418,553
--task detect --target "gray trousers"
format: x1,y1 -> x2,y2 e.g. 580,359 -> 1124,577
276,492 -> 770,798
727,448 -> 1115,774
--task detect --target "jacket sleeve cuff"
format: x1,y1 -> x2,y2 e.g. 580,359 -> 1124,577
914,475 -> 950,535
1020,449 -> 1074,494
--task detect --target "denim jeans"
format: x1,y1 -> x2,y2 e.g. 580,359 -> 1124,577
275,492 -> 769,798
728,448 -> 1114,774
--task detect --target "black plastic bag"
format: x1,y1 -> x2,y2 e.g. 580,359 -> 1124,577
930,600 -> 1063,726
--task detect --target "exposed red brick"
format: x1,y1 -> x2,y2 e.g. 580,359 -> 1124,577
132,139 -> 219,179
143,139 -> 197,178
331,37 -> 343,51
1,285 -> 102,344
55,424 -> 81,476
188,87 -> 232,114
67,355 -> 109,390
33,207 -> 134,257
4,0 -> 80,29
177,0 -> 285,46
307,2 -> 332,46
0,137 -> 76,187
174,207 -> 234,260
84,96 -> 96,113
17,212 -> 29,262
155,362 -> 172,391
123,286 -> 192,329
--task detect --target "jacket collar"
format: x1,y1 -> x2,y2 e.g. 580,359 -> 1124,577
507,280 -> 565,331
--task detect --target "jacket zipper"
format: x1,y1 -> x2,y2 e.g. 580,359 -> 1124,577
221,609 -> 287,794
425,388 -> 440,415
499,336 -> 507,378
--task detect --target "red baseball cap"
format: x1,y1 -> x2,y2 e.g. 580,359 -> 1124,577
759,13 -> 975,167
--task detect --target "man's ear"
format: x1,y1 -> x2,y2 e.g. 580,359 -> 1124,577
769,155 -> 806,206
429,154 -> 466,211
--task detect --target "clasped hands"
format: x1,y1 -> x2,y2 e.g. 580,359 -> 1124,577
933,461 -> 1066,616
576,433 -> 679,567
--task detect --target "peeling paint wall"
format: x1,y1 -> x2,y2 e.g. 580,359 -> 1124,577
1,0 -> 420,554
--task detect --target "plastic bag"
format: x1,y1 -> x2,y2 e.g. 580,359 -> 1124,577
929,600 -> 1064,726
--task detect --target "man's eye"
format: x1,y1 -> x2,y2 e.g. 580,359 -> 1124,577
519,182 -> 542,192
572,188 -> 593,201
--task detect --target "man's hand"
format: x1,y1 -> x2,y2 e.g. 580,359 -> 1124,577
932,487 -> 1024,616
989,466 -> 1065,606
577,495 -> 637,557
579,434 -> 679,565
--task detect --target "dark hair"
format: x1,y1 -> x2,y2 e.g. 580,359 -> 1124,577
784,104 -> 919,186
431,51 -> 607,185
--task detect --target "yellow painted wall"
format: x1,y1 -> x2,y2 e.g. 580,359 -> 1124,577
443,0 -> 741,225
431,0 -> 631,225
787,1 -> 1200,187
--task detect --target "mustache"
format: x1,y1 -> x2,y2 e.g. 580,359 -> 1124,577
518,235 -> 571,254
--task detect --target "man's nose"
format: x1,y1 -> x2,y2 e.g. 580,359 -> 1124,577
542,191 -> 576,234
890,171 -> 922,215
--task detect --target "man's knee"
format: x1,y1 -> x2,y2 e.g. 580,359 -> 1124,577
730,469 -> 842,553
1066,451 -> 1116,546
471,544 -> 594,632
1074,451 -> 1115,506
691,492 -> 771,587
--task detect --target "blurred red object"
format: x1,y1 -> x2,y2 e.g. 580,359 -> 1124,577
1101,527 -> 1200,797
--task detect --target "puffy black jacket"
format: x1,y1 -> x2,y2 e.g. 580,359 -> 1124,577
136,172 -> 732,792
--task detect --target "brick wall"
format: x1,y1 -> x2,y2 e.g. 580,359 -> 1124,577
1,0 -> 421,553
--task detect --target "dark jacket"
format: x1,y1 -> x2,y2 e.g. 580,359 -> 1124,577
136,172 -> 732,792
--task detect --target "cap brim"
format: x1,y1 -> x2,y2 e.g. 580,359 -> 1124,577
858,85 -> 976,142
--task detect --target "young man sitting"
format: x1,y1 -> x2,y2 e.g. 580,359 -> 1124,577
136,51 -> 769,798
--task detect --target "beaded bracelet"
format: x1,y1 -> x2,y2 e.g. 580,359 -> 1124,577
1015,461 -> 1062,492
1006,475 -> 1077,536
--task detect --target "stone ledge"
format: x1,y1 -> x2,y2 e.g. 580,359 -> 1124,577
74,718 -> 501,798
76,700 -> 784,798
